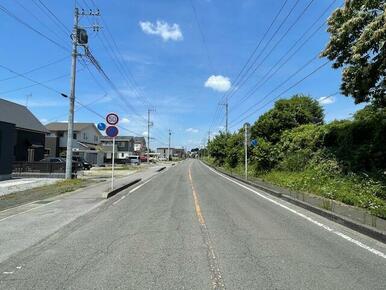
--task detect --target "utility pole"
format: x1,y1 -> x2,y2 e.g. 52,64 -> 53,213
219,96 -> 228,134
25,93 -> 32,108
147,108 -> 154,164
207,130 -> 211,157
65,7 -> 100,179
65,8 -> 79,179
244,122 -> 250,180
168,129 -> 172,161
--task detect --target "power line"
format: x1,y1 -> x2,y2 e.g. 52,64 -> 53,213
32,0 -> 71,35
231,0 -> 337,112
0,56 -> 68,82
206,0 -> 292,136
221,0 -> 290,103
226,0 -> 315,103
229,55 -> 319,126
0,4 -> 69,52
189,0 -> 216,72
14,0 -> 68,43
0,71 -> 74,95
84,0 -> 152,107
230,60 -> 331,128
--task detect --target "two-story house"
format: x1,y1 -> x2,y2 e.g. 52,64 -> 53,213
134,136 -> 147,153
45,122 -> 103,164
100,136 -> 136,163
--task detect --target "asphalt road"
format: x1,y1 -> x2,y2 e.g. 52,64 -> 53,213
0,159 -> 385,289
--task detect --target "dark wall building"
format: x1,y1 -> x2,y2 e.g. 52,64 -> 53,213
15,129 -> 46,162
0,99 -> 49,179
0,121 -> 16,180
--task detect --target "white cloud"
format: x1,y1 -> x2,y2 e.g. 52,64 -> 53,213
318,96 -> 335,105
139,20 -> 183,41
142,131 -> 148,137
121,117 -> 130,124
204,75 -> 231,92
186,128 -> 199,133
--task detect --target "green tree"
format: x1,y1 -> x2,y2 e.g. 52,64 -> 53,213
251,94 -> 324,143
225,132 -> 243,168
321,0 -> 386,107
207,132 -> 229,166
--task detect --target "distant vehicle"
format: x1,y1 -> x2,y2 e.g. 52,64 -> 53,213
159,157 -> 167,161
40,157 -> 79,172
139,155 -> 147,162
72,156 -> 92,170
126,156 -> 140,165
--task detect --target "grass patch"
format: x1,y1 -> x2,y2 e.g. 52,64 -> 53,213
260,169 -> 386,218
0,178 -> 94,212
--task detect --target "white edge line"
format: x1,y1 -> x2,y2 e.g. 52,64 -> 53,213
203,163 -> 386,259
112,195 -> 126,206
129,178 -> 153,193
0,199 -> 61,223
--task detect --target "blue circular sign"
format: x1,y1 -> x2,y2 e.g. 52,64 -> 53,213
97,122 -> 106,131
106,126 -> 119,138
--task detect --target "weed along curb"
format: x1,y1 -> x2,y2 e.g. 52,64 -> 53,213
103,178 -> 142,199
202,161 -> 386,243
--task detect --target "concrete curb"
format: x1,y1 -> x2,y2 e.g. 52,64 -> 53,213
157,167 -> 166,172
103,178 -> 141,199
203,161 -> 386,243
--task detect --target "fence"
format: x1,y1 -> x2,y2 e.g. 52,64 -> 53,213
12,162 -> 66,174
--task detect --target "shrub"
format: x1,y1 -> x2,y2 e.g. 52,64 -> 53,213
250,138 -> 279,171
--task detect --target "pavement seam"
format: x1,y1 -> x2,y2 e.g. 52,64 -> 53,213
203,162 -> 386,260
188,164 -> 225,289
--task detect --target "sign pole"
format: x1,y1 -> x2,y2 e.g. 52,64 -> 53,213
111,137 -> 115,190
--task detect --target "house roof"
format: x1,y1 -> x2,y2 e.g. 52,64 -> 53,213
100,135 -> 134,141
0,98 -> 49,133
46,122 -> 99,133
134,136 -> 146,143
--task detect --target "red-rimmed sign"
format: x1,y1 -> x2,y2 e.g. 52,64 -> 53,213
106,113 -> 119,125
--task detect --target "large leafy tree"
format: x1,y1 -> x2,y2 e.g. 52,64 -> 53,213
251,95 -> 324,143
321,0 -> 386,107
207,132 -> 229,166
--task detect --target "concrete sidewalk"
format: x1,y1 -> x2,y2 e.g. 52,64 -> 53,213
0,178 -> 60,196
0,164 -> 170,264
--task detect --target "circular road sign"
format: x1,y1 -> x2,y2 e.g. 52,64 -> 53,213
97,122 -> 106,131
106,126 -> 119,138
106,113 -> 119,125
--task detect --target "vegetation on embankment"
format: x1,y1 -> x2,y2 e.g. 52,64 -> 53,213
206,96 -> 386,218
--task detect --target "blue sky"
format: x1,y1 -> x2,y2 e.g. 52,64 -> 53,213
0,0 -> 364,149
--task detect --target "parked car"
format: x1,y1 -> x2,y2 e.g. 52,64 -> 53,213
126,156 -> 140,165
40,157 -> 79,173
159,157 -> 167,161
72,156 -> 92,170
139,155 -> 147,162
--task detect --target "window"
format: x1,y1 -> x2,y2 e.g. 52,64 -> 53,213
83,133 -> 87,140
121,153 -> 124,157
73,133 -> 77,139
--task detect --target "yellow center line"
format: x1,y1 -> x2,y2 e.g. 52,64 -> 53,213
189,166 -> 205,225
188,163 -> 225,289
